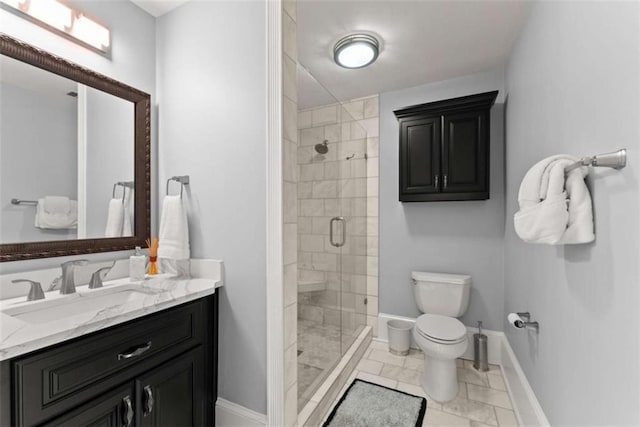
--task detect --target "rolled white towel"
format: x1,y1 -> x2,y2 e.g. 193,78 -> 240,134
104,199 -> 124,237
514,155 -> 594,245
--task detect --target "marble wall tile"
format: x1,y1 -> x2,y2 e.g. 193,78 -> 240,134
300,235 -> 324,252
324,124 -> 341,142
366,157 -> 379,177
298,182 -> 313,199
283,55 -> 297,103
312,252 -> 338,272
312,180 -> 337,198
341,100 -> 364,121
300,126 -> 324,147
284,182 -> 298,223
284,302 -> 297,349
366,137 -> 379,157
298,110 -> 311,129
300,163 -> 324,181
284,263 -> 297,307
284,224 -> 297,265
366,295 -> 378,317
285,343 -> 297,389
298,268 -> 324,283
282,12 -> 296,61
311,105 -> 338,126
366,275 -> 378,297
300,199 -> 323,216
299,305 -> 323,323
367,197 -> 378,217
363,96 -> 379,119
284,381 -> 297,427
284,139 -> 298,182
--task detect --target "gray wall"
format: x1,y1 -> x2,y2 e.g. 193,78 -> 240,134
0,0 -> 156,274
504,2 -> 640,425
379,69 -> 506,330
156,1 -> 267,414
1,82 -> 77,243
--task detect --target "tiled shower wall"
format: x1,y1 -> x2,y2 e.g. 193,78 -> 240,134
297,95 -> 380,338
282,1 -> 298,425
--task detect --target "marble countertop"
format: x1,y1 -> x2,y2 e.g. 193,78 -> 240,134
0,259 -> 223,361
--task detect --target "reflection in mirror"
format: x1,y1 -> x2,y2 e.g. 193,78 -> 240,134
0,55 -> 134,245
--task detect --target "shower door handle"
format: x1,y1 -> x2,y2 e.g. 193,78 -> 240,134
330,217 -> 346,247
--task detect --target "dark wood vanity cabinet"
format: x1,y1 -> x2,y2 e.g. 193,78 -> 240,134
394,91 -> 498,202
0,295 -> 218,427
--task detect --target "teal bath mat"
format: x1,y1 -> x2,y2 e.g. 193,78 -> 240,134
323,379 -> 427,427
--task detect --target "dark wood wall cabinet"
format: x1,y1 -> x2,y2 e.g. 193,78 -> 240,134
394,91 -> 499,202
0,295 -> 218,427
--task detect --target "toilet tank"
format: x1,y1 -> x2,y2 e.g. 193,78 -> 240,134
412,271 -> 471,317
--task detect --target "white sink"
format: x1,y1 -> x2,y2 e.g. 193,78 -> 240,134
1,283 -> 162,325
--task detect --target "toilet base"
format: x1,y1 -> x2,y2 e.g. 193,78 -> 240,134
421,356 -> 458,402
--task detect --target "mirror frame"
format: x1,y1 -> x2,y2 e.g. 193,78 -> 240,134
0,34 -> 150,262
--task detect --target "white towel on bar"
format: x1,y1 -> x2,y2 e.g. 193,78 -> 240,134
35,197 -> 77,229
514,155 -> 595,245
104,198 -> 124,237
122,188 -> 133,237
158,195 -> 190,261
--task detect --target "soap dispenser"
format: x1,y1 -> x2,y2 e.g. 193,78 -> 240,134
130,246 -> 146,281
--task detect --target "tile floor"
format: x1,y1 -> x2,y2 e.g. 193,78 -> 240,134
321,340 -> 519,427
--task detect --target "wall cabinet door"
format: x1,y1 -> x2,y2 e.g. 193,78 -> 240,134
399,116 -> 441,199
41,383 -> 135,427
442,110 -> 488,196
136,348 -> 205,427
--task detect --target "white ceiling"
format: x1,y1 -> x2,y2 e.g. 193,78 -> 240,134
297,0 -> 531,108
130,0 -> 189,17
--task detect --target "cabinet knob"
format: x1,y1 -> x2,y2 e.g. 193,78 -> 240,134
434,175 -> 439,189
444,174 -> 448,189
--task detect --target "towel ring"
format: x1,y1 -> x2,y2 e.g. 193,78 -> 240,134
112,181 -> 134,203
166,176 -> 190,199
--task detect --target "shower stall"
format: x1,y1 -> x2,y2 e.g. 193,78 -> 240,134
296,64 -> 375,411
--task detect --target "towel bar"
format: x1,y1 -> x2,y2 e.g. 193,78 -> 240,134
11,198 -> 37,206
565,148 -> 627,175
166,175 -> 190,198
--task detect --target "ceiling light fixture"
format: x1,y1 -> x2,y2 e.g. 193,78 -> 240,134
333,34 -> 379,69
0,0 -> 111,55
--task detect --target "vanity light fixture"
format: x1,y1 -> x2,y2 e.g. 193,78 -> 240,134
333,33 -> 379,69
0,0 -> 111,55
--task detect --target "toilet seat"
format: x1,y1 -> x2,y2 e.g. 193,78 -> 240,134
416,314 -> 467,344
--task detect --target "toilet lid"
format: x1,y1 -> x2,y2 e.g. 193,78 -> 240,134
416,314 -> 467,343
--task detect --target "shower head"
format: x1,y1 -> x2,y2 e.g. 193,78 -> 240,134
314,140 -> 329,154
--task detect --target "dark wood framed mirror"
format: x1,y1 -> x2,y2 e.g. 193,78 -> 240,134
0,33 -> 150,261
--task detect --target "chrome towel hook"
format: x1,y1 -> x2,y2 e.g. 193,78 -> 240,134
166,176 -> 190,199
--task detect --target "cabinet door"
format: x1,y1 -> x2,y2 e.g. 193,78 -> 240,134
399,116 -> 441,200
136,348 -> 204,427
41,383 -> 135,427
442,111 -> 488,197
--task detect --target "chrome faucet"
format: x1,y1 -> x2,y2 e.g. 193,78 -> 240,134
11,279 -> 45,301
60,259 -> 89,294
89,262 -> 115,289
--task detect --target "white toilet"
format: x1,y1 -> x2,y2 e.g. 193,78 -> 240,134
411,271 -> 471,402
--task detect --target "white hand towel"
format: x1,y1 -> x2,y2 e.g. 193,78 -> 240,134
122,188 -> 133,237
104,198 -> 124,237
43,196 -> 71,214
514,155 -> 594,245
35,198 -> 78,229
157,195 -> 190,260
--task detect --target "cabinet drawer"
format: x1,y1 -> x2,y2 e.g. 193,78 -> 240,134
11,298 -> 207,426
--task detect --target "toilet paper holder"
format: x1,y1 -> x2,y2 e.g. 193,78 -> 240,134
508,312 -> 539,332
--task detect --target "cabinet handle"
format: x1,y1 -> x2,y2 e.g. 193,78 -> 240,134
434,175 -> 439,189
444,174 -> 448,189
143,385 -> 154,417
118,341 -> 152,360
122,395 -> 134,427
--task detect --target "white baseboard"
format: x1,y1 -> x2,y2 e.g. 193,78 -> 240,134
377,313 -> 549,426
216,398 -> 267,427
500,338 -> 550,426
